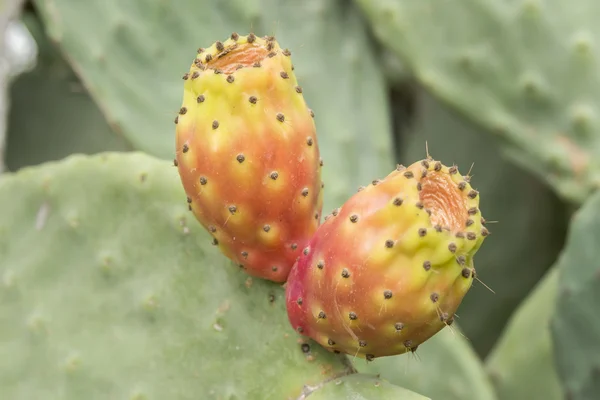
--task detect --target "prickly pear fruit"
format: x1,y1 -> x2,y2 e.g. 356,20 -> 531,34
175,33 -> 323,283
285,158 -> 488,359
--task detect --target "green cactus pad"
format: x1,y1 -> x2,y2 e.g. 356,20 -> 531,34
486,267 -> 562,400
398,90 -> 567,356
356,326 -> 497,400
6,12 -> 131,172
33,0 -> 395,213
551,190 -> 600,399
356,0 -> 600,204
0,152 -> 354,399
307,374 -> 430,400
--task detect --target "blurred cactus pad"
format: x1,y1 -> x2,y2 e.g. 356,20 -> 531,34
1,0 -> 600,399
0,152 -> 374,398
356,0 -> 600,205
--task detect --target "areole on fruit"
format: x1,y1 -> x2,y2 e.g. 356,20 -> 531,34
285,157 -> 488,359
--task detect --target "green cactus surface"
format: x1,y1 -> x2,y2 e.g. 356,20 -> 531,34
5,12 -> 131,172
356,325 -> 497,400
0,152 -> 359,399
551,190 -> 600,400
33,0 -> 395,213
307,374 -> 430,400
485,267 -> 562,400
398,90 -> 567,356
356,0 -> 600,204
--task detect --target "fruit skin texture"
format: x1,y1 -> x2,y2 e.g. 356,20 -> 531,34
175,34 -> 323,282
286,158 -> 488,360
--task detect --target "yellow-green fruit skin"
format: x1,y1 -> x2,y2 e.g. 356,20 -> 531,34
175,34 -> 323,282
286,158 -> 488,359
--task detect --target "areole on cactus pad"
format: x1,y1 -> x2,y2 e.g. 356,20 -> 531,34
285,158 -> 489,359
174,33 -> 323,283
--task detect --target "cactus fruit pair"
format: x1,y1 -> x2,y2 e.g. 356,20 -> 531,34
175,33 -> 323,283
285,159 -> 488,359
175,34 -> 488,359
